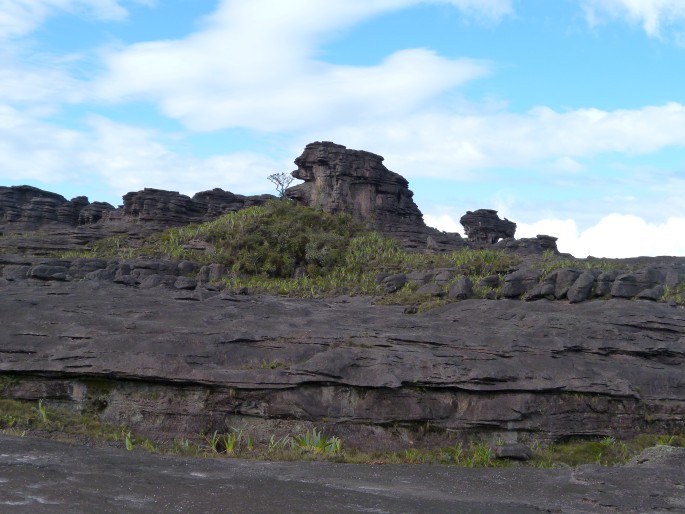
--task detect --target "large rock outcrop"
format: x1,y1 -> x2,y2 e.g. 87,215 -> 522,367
460,209 -> 516,244
0,186 -> 114,231
0,186 -> 275,254
119,188 -> 274,226
285,141 -> 464,249
1,276 -> 683,450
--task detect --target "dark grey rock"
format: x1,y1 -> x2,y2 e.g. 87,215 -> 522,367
174,276 -> 197,290
523,282 -> 555,301
85,267 -> 117,281
503,268 -> 542,298
433,270 -> 452,285
595,270 -> 621,297
416,283 -> 443,297
2,265 -> 30,281
637,285 -> 665,301
29,265 -> 68,281
477,275 -> 501,289
553,268 -> 581,299
665,269 -> 682,288
494,443 -> 533,461
177,261 -> 198,275
285,141 -> 464,250
382,274 -> 407,293
448,276 -> 473,300
406,271 -> 434,285
460,209 -> 516,244
1,280 -> 685,449
139,274 -> 163,289
567,271 -> 597,303
612,268 -> 665,298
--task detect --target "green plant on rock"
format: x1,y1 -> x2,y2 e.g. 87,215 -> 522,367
292,428 -> 342,455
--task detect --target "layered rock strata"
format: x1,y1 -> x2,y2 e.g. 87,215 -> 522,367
285,141 -> 464,250
0,186 -> 114,231
1,275 -> 683,450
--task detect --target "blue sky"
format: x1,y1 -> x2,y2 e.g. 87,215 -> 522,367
2,0 -> 685,257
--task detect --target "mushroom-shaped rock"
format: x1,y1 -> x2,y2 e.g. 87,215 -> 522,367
460,209 -> 516,244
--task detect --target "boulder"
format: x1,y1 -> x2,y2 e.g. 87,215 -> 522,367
416,283 -> 444,297
503,269 -> 542,298
29,265 -> 68,281
595,270 -> 621,297
567,271 -> 597,303
448,276 -> 473,300
460,209 -> 516,244
611,269 -> 665,298
553,268 -> 582,300
382,274 -> 407,293
494,443 -> 533,461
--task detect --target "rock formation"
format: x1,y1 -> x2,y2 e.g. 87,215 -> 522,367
119,188 -> 274,226
1,271 -> 684,450
286,142 -> 424,226
460,209 -> 516,243
0,185 -> 114,231
285,141 -> 464,249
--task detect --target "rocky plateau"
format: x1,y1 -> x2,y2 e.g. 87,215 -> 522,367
1,141 -> 684,455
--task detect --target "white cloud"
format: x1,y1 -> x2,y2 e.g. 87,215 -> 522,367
582,0 -> 685,39
0,105 -> 285,203
312,102 -> 685,180
518,214 -> 685,258
94,0 -> 513,131
0,0 -> 153,39
426,210 -> 685,258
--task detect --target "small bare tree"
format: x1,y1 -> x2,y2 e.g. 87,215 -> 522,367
267,172 -> 294,198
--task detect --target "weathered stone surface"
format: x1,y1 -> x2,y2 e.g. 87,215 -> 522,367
596,270 -> 621,297
415,283 -> 443,297
611,269 -> 665,298
567,271 -> 597,303
495,235 -> 559,255
29,265 -> 68,281
285,142 -> 464,249
503,268 -> 542,298
120,188 -> 274,227
2,279 -> 684,449
0,185 -> 115,232
552,268 -> 582,300
460,209 -> 516,244
637,285 -> 665,301
494,443 -> 533,461
448,276 -> 473,300
382,274 -> 407,293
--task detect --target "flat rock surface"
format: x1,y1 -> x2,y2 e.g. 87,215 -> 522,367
1,435 -> 684,514
1,279 -> 684,444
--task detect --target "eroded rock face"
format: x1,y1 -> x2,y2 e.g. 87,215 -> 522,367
460,209 -> 516,244
286,141 -> 424,227
1,278 -> 684,450
120,188 -> 274,226
0,186 -> 114,231
284,142 -> 463,249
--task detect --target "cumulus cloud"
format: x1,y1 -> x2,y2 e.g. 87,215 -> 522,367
0,105 -> 285,203
582,0 -> 685,39
426,210 -> 685,258
518,214 -> 685,258
312,102 -> 685,180
0,0 -> 154,39
94,0 -> 514,131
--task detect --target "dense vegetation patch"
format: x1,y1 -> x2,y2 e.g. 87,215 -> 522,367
67,200 -> 521,302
